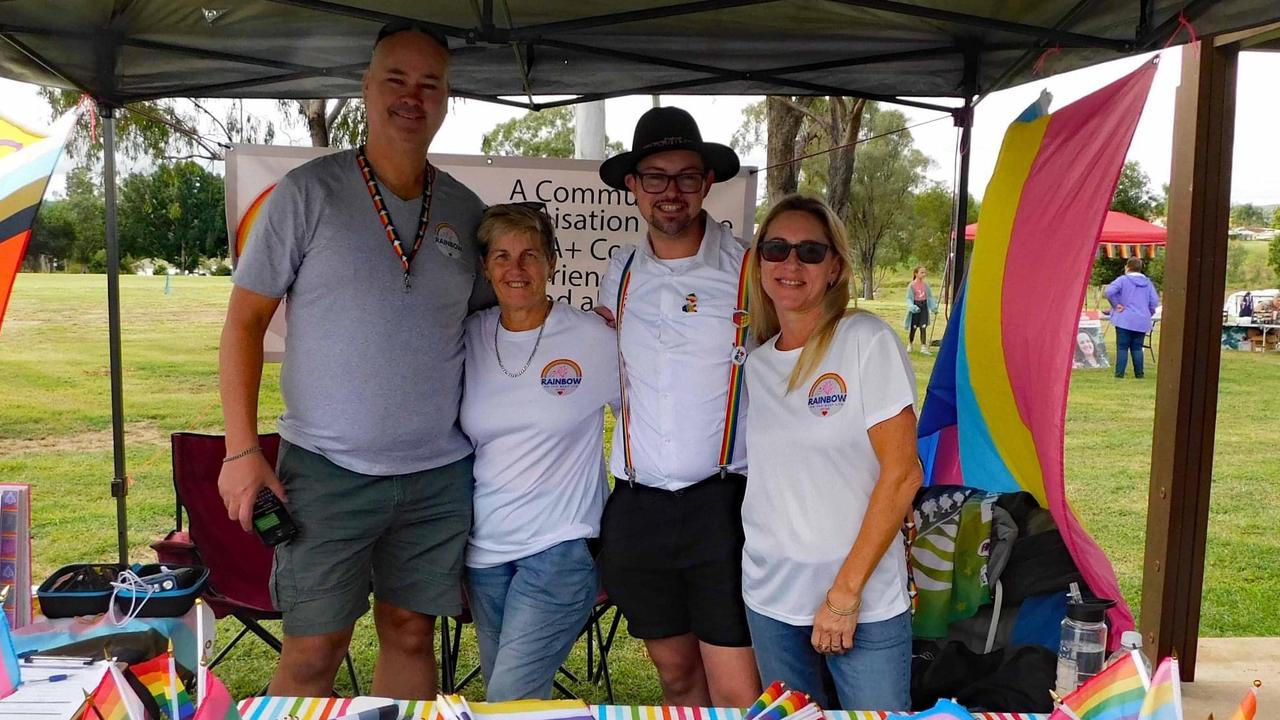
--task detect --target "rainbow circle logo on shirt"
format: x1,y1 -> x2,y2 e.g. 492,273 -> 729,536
807,372 -> 848,417
540,359 -> 583,396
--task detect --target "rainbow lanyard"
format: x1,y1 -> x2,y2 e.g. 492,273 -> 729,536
614,245 -> 752,484
355,144 -> 436,292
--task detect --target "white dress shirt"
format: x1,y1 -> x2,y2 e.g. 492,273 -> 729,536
598,213 -> 750,491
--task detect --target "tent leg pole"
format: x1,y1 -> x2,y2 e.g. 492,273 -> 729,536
102,106 -> 129,566
951,48 -> 978,304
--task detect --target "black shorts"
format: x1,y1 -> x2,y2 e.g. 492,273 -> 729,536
597,473 -> 752,647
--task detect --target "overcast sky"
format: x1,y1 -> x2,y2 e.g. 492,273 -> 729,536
3,45 -> 1278,205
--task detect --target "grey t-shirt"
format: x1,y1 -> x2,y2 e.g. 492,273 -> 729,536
234,149 -> 494,475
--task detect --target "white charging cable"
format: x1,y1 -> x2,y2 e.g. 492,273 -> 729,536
107,567 -> 173,626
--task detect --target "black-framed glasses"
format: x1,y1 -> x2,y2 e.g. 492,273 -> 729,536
635,172 -> 707,194
758,239 -> 832,264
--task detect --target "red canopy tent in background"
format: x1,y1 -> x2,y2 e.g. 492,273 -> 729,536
966,210 -> 1168,258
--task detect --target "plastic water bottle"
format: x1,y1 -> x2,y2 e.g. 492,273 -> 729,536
1106,630 -> 1152,679
1055,599 -> 1110,696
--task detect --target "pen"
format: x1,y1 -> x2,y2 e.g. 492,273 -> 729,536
24,674 -> 71,683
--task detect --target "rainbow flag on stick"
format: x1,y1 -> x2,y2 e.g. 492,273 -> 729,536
130,650 -> 195,719
79,664 -> 146,720
1053,649 -> 1149,720
916,60 -> 1158,644
1137,656 -> 1182,720
0,111 -> 76,334
1228,681 -> 1260,720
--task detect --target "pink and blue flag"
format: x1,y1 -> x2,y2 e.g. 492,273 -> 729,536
1137,657 -> 1182,720
0,601 -> 19,698
917,60 -> 1158,643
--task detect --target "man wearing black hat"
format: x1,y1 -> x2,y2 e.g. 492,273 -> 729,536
595,106 -> 762,706
219,23 -> 490,699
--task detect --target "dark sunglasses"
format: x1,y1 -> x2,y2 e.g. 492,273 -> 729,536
758,239 -> 832,264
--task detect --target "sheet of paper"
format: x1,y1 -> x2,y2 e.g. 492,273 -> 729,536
0,658 -> 108,718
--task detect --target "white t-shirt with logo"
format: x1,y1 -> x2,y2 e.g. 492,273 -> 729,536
460,302 -> 620,568
742,312 -> 916,626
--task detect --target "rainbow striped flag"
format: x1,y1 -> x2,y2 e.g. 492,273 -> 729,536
0,111 -> 75,334
130,651 -> 195,719
193,670 -> 242,720
916,60 -> 1158,642
0,601 -> 19,699
80,664 -> 146,720
1056,650 -> 1149,720
1229,683 -> 1259,720
1136,657 -> 1181,720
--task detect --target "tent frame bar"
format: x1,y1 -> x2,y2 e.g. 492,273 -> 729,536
101,105 -> 131,567
0,0 -> 1154,106
825,0 -> 1130,50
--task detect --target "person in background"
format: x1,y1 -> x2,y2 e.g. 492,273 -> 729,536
460,203 -> 618,701
903,266 -> 938,355
1105,256 -> 1160,379
218,23 -> 491,698
741,195 -> 920,710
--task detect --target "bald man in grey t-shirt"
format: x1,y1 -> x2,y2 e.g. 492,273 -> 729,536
217,24 -> 492,700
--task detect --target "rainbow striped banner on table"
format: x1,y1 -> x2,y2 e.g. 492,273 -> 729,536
234,700 -> 1050,720
0,111 -> 75,334
917,59 -> 1158,643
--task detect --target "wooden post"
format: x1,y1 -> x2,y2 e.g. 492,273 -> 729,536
1141,40 -> 1237,682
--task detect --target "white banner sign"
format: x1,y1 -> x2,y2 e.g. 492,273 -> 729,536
226,145 -> 757,360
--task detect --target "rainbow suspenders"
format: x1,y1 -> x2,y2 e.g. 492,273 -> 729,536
613,245 -> 752,484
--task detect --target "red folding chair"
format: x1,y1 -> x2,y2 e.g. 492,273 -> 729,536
152,432 -> 359,694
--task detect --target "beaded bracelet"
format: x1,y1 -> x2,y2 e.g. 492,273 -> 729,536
222,446 -> 262,464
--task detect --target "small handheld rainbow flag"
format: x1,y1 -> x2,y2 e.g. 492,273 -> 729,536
1136,656 -> 1182,720
1055,650 -> 1149,720
744,681 -> 787,720
130,650 -> 195,719
80,664 -> 146,720
754,691 -> 810,720
1228,681 -> 1260,720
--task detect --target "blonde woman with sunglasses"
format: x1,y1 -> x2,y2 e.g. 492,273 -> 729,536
740,195 -> 922,710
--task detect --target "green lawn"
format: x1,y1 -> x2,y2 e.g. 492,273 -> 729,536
1,273 -> 1277,701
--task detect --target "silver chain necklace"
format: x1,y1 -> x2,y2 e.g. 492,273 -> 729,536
494,304 -> 550,378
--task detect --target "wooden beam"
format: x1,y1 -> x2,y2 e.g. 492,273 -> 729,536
1141,39 -> 1237,682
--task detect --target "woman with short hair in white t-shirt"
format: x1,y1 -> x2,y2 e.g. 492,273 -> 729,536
460,203 -> 618,701
741,195 -> 921,710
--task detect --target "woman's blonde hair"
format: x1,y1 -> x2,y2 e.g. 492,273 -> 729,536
748,194 -> 856,392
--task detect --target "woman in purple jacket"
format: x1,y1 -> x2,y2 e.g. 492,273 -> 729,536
1105,257 -> 1161,379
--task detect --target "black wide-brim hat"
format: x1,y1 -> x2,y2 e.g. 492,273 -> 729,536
599,106 -> 741,191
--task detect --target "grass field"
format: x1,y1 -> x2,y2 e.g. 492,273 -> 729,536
2,273 -> 1278,701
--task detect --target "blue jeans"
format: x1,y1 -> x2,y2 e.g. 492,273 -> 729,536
746,608 -> 911,711
466,540 -> 598,700
1115,327 -> 1146,378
